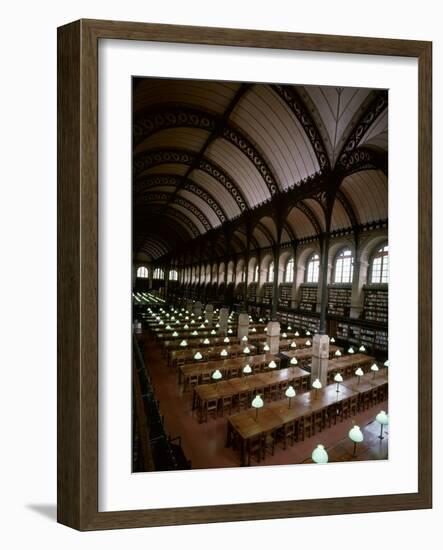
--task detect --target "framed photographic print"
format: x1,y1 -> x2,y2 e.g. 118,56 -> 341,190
57,19 -> 432,530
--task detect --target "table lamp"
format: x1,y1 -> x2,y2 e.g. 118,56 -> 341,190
191,330 -> 198,336
251,394 -> 264,420
224,337 -> 230,343
290,357 -> 298,365
159,320 -> 164,326
282,332 -> 287,338
348,425 -> 364,457
359,345 -> 366,352
243,346 -> 251,355
220,349 -> 228,357
242,336 -> 248,342
312,444 -> 329,464
210,330 -> 216,335
306,339 -> 312,347
243,364 -> 252,375
212,369 -> 222,388
330,337 -> 335,343
306,330 -> 311,336
375,410 -> 389,440
370,363 -> 379,379
172,331 -> 179,337
166,324 -> 172,330
335,349 -> 342,357
268,360 -> 277,369
285,385 -> 296,408
184,324 -> 189,330
384,359 -> 389,368
334,372 -> 343,392
180,339 -> 187,347
203,338 -> 210,345
194,351 -> 203,360
290,341 -> 297,349
295,331 -> 300,337
263,343 -> 270,352
348,346 -> 355,354
355,367 -> 364,384
251,327 -> 257,333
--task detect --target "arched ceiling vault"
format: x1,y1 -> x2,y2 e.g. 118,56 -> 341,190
133,78 -> 388,263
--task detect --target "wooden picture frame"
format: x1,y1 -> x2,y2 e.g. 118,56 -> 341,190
57,18 -> 432,530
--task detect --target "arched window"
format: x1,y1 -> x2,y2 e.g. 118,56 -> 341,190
169,269 -> 178,281
333,248 -> 353,284
153,268 -> 164,280
240,269 -> 245,283
306,253 -> 320,283
136,266 -> 149,278
267,261 -> 274,283
253,264 -> 259,282
371,244 -> 389,284
285,257 -> 294,283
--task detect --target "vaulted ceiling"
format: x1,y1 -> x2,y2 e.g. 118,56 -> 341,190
133,78 -> 388,262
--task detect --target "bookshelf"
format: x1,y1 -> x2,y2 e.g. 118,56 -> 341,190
299,284 -> 317,312
363,285 -> 388,323
248,282 -> 258,302
262,283 -> 273,305
279,284 -> 292,308
327,286 -> 351,317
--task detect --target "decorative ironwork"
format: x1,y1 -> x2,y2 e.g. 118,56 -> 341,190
343,147 -> 388,176
296,202 -> 322,235
337,91 -> 388,168
134,175 -> 227,223
138,191 -> 212,232
134,148 -> 248,212
271,84 -> 330,171
133,106 -> 279,195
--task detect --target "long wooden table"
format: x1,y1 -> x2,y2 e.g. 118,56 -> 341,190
226,383 -> 359,466
194,366 -> 310,423
341,370 -> 388,408
169,344 -> 257,368
325,353 -> 375,383
282,345 -> 342,366
179,353 -> 280,391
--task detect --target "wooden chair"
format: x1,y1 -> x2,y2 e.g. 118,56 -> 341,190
201,372 -> 211,385
313,409 -> 325,434
262,431 -> 276,458
220,396 -> 233,416
203,398 -> 218,422
278,421 -> 297,449
248,435 -> 263,465
300,377 -> 309,392
236,390 -> 250,412
349,395 -> 359,416
298,413 -> 314,441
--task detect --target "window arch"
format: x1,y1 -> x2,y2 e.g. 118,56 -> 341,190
285,257 -> 294,283
306,253 -> 320,283
371,244 -> 389,284
267,261 -> 274,283
136,266 -> 149,279
153,267 -> 164,280
333,248 -> 353,284
169,269 -> 178,281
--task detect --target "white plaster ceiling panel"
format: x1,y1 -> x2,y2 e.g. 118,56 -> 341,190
230,85 -> 320,189
133,78 -> 239,114
177,189 -> 221,228
259,216 -> 278,242
170,203 -> 206,234
340,170 -> 388,224
140,164 -> 189,177
302,198 -> 326,232
286,206 -> 317,238
206,138 -> 271,207
300,86 -> 373,165
359,108 -> 388,151
330,197 -> 351,230
135,127 -> 210,154
190,169 -> 242,219
252,225 -> 272,247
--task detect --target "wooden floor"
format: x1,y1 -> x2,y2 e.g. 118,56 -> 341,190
141,332 -> 388,469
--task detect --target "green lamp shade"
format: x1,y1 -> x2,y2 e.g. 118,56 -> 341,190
290,357 -> 298,365
243,365 -> 252,374
290,341 -> 297,348
243,346 -> 251,354
191,330 -> 198,336
220,349 -> 228,357
210,330 -> 216,335
268,360 -> 277,369
355,367 -> 364,377
263,343 -> 270,351
203,338 -> 210,344
180,340 -> 187,347
306,340 -> 312,346
335,350 -> 342,357
334,373 -> 343,382
370,363 -> 379,372
224,337 -> 230,343
172,331 -> 179,337
359,345 -> 366,352
282,332 -> 288,338
348,425 -> 364,443
306,330 -> 311,336
312,444 -> 329,464
251,327 -> 257,333
285,385 -> 296,398
212,369 -> 222,380
312,378 -> 322,389
295,331 -> 300,337
241,336 -> 248,342
194,351 -> 203,360
228,328 -> 233,334
251,395 -> 264,409
376,410 -> 389,425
